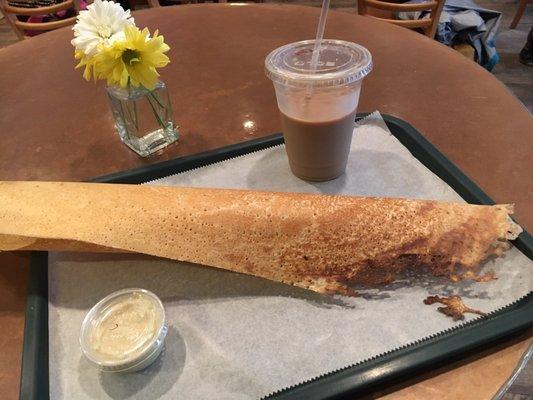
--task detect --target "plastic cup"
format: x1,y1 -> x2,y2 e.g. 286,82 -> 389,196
265,39 -> 372,181
80,288 -> 167,373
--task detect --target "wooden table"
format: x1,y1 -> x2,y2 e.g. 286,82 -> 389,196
0,4 -> 531,399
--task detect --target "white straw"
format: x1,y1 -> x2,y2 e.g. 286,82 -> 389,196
306,0 -> 331,98
310,0 -> 331,73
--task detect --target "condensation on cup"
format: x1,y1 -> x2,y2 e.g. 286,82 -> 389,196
265,40 -> 372,181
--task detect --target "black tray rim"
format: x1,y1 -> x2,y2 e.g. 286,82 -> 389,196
19,113 -> 532,399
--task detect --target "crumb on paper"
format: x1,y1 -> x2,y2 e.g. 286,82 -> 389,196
423,295 -> 487,321
450,271 -> 497,283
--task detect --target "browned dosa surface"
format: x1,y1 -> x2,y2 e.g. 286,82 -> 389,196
0,182 -> 520,295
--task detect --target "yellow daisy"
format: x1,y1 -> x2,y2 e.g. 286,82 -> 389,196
75,50 -> 97,82
93,25 -> 170,90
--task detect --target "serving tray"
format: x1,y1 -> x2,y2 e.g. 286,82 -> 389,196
19,114 -> 532,399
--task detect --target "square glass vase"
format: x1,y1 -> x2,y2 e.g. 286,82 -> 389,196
106,81 -> 179,157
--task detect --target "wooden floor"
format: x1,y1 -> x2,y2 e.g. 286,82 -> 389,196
1,1 -> 531,111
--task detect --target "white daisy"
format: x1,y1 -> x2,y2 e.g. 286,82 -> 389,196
71,0 -> 135,57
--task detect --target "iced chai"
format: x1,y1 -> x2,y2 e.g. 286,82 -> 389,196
265,40 -> 372,181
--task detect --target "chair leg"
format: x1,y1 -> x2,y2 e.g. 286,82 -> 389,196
427,0 -> 446,38
146,0 -> 161,7
357,0 -> 367,15
510,0 -> 528,29
0,7 -> 25,40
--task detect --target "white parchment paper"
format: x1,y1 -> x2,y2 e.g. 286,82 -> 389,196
49,112 -> 532,399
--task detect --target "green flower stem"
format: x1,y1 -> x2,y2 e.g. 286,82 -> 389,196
149,91 -> 165,109
132,100 -> 139,130
118,99 -> 129,129
146,92 -> 166,129
125,81 -> 139,130
122,100 -> 138,131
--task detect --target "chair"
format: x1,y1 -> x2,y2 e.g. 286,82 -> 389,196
0,0 -> 80,40
357,0 -> 445,38
510,0 -> 532,29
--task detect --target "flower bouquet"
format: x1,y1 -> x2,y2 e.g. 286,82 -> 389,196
72,0 -> 179,157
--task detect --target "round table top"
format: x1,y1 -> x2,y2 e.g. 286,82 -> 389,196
0,3 -> 531,230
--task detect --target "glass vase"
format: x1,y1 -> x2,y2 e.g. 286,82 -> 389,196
106,81 -> 179,157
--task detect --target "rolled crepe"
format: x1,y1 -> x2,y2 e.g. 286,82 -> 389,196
0,182 -> 521,295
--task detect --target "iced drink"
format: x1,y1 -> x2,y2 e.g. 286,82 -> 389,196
265,40 -> 372,181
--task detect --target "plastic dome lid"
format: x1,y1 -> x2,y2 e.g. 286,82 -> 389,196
265,39 -> 373,88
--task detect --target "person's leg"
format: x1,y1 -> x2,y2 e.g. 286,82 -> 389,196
519,27 -> 533,66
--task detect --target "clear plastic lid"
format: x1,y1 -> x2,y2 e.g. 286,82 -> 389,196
80,288 -> 167,371
265,39 -> 372,88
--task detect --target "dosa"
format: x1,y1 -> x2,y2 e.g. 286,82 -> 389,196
0,182 -> 521,295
